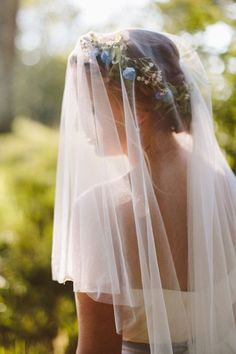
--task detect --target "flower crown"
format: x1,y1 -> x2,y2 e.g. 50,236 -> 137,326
79,31 -> 192,115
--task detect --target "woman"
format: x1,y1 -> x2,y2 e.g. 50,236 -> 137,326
51,28 -> 236,354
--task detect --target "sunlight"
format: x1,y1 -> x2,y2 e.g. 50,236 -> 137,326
203,21 -> 233,53
70,0 -> 151,26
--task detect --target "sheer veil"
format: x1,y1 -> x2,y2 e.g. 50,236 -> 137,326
51,27 -> 236,353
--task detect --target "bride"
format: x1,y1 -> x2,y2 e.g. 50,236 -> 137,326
51,28 -> 236,354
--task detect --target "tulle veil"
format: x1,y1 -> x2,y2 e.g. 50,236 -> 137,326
51,27 -> 236,354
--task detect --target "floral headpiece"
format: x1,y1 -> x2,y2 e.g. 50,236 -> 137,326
79,31 -> 192,114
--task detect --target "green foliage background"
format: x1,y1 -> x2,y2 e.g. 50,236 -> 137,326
14,56 -> 66,128
0,118 -> 77,353
154,0 -> 236,173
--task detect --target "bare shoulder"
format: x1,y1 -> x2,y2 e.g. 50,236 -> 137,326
75,292 -> 122,354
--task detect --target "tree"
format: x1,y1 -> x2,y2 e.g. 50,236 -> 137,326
0,0 -> 19,133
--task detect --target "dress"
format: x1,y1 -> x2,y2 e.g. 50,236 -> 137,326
121,339 -> 189,354
53,168 -> 236,348
122,289 -> 195,344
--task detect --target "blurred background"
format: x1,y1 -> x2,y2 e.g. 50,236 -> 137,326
0,0 -> 235,353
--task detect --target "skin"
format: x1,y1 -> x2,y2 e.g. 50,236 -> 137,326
75,81 -> 190,354
75,293 -> 122,354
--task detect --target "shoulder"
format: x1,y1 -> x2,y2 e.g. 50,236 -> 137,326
75,292 -> 122,354
73,172 -> 133,216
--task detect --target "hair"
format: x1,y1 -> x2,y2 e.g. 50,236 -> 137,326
82,30 -> 192,185
97,30 -> 192,134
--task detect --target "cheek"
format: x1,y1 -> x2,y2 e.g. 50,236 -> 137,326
104,89 -> 129,150
114,111 -> 126,144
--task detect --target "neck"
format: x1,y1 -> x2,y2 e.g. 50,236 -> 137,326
142,130 -> 179,161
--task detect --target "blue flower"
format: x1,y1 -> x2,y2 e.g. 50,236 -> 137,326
155,87 -> 173,103
89,48 -> 100,59
122,67 -> 136,80
100,49 -> 112,65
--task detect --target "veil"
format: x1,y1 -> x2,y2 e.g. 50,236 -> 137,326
51,28 -> 236,353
